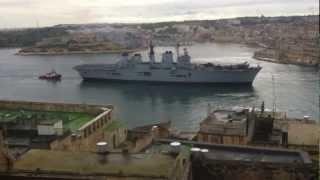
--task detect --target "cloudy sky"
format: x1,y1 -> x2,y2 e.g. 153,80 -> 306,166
0,0 -> 318,28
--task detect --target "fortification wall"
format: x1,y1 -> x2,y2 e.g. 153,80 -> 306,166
0,100 -> 113,115
50,119 -> 127,152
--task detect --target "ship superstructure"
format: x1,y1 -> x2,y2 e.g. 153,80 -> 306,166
74,43 -> 261,84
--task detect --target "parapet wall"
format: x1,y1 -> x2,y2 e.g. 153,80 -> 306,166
0,100 -> 113,115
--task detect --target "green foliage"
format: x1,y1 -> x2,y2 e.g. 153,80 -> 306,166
0,109 -> 94,131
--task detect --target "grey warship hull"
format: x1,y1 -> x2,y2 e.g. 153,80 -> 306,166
74,43 -> 262,84
74,63 -> 261,84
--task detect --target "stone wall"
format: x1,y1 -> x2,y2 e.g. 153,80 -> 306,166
168,150 -> 192,180
77,109 -> 112,138
0,100 -> 113,115
0,174 -> 168,180
197,133 -> 248,145
254,47 -> 319,66
128,127 -> 169,153
0,130 -> 12,172
0,129 -> 3,145
0,149 -> 10,172
287,122 -> 320,146
50,120 -> 127,152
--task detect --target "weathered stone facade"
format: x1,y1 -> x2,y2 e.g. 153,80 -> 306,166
49,110 -> 129,152
197,133 -> 248,145
197,109 -> 249,145
0,100 -> 113,115
192,161 -> 313,180
0,129 -> 12,172
50,120 -> 127,152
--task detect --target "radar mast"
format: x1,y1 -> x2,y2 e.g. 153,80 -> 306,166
149,41 -> 155,63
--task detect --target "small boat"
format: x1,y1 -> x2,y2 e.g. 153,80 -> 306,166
39,70 -> 61,81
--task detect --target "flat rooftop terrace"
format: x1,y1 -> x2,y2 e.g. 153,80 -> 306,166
155,139 -> 312,165
204,148 -> 303,163
0,109 -> 95,132
13,149 -> 175,178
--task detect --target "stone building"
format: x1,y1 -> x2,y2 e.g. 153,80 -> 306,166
0,100 -> 122,154
197,109 -> 249,145
155,139 -> 314,180
197,106 -> 319,149
287,120 -> 319,147
3,147 -> 190,180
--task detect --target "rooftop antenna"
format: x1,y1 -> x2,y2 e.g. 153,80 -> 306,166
207,103 -> 212,116
36,19 -> 39,29
256,9 -> 263,17
35,18 -> 41,42
272,74 -> 277,117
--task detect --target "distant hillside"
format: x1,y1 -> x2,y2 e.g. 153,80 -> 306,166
1,15 -> 319,65
0,27 -> 70,47
1,15 -> 318,48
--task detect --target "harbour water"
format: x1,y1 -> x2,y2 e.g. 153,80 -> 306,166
0,43 -> 319,131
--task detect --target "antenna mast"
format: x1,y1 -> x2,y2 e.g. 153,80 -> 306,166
176,43 -> 180,61
272,74 -> 277,117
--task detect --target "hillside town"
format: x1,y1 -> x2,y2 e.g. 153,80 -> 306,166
0,15 -> 318,65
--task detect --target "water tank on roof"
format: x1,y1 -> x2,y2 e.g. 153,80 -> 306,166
170,141 -> 181,154
190,147 -> 201,152
96,141 -> 108,154
303,115 -> 310,120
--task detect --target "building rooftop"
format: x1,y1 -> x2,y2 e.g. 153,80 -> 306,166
287,121 -> 320,146
0,109 -> 95,132
13,149 -> 175,178
155,139 -> 312,165
200,109 -> 248,136
207,109 -> 247,123
202,148 -> 303,163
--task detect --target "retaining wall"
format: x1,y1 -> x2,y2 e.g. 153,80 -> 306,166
0,100 -> 113,115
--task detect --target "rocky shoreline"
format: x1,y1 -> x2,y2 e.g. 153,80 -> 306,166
253,48 -> 319,67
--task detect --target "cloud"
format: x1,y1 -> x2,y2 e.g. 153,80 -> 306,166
0,0 -> 318,28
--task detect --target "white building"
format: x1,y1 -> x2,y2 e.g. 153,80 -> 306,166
37,120 -> 63,136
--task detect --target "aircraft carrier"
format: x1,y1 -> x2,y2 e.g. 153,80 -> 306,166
74,43 -> 262,84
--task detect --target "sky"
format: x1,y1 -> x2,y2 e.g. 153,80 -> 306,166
0,0 -> 319,28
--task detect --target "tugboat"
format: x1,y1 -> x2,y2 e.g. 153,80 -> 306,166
39,69 -> 61,81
